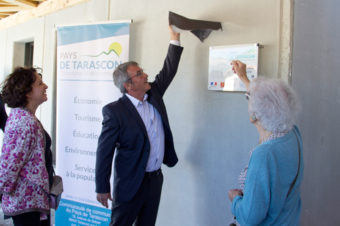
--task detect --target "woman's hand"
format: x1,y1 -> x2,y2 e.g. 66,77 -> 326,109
231,60 -> 250,90
228,189 -> 243,202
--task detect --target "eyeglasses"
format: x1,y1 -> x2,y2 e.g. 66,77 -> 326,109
245,92 -> 250,100
128,69 -> 145,81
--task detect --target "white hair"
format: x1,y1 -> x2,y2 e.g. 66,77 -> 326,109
248,77 -> 301,133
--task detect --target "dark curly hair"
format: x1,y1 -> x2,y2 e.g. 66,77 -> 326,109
1,67 -> 38,108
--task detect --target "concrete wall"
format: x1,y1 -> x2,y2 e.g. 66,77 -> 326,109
292,0 -> 340,225
0,0 -> 288,225
109,1 -> 282,225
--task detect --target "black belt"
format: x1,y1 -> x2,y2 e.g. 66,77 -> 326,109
145,168 -> 162,177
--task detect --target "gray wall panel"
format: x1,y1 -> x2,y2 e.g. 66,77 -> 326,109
292,0 -> 340,225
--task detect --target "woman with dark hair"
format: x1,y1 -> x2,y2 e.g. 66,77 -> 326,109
0,67 -> 53,226
228,61 -> 303,225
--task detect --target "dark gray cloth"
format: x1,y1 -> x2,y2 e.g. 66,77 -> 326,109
169,11 -> 222,42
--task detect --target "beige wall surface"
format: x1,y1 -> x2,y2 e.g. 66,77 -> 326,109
0,0 -> 290,225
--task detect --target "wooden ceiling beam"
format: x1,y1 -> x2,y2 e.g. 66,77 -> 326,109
0,3 -> 16,6
0,6 -> 26,12
0,0 -> 88,28
13,0 -> 38,8
0,11 -> 14,14
0,11 -> 15,15
2,0 -> 38,8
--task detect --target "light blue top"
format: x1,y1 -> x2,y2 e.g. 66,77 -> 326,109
232,126 -> 304,226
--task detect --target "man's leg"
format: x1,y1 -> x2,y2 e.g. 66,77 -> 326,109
110,175 -> 151,226
135,171 -> 163,226
110,196 -> 143,226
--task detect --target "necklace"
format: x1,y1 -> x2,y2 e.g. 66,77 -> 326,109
239,131 -> 288,189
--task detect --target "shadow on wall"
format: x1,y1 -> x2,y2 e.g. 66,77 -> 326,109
184,46 -> 257,226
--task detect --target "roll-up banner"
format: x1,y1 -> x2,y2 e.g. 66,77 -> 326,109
56,22 -> 130,225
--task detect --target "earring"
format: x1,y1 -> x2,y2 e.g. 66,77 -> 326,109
251,114 -> 257,121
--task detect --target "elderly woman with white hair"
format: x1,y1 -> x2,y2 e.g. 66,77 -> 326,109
228,60 -> 303,226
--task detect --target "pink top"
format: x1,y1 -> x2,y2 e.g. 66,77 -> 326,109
0,108 -> 49,216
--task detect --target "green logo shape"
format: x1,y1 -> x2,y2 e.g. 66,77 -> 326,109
87,42 -> 122,57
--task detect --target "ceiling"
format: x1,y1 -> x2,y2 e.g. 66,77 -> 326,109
0,0 -> 46,20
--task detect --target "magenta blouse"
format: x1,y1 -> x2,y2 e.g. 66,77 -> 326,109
0,108 -> 49,216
